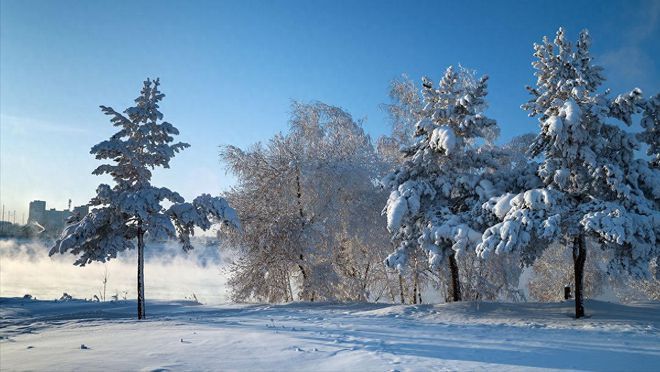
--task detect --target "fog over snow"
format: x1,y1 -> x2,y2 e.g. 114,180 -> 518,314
0,239 -> 232,304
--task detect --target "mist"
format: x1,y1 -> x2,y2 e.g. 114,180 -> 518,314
0,238 -> 232,304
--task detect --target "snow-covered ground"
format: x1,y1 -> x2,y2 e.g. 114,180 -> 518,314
1,298 -> 659,371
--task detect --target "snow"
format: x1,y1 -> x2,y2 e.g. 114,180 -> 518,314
385,181 -> 428,233
425,217 -> 482,264
521,189 -> 554,210
429,125 -> 457,155
385,189 -> 408,232
545,115 -> 563,138
552,168 -> 570,189
1,298 -> 659,371
560,99 -> 581,127
490,193 -> 516,219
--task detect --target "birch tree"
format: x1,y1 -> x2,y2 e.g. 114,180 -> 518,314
221,102 -> 389,302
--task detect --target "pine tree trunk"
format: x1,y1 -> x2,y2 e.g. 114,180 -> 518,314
412,258 -> 419,304
448,252 -> 462,302
137,221 -> 146,320
573,235 -> 587,319
398,274 -> 405,304
412,275 -> 418,304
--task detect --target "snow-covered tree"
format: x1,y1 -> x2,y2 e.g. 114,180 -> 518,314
50,79 -> 239,319
477,28 -> 659,318
377,75 -> 425,164
637,94 -> 659,168
221,102 -> 390,302
382,66 -> 504,302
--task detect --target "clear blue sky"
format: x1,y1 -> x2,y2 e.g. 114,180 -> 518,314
1,0 -> 658,221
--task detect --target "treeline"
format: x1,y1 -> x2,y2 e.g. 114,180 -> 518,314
50,27 -> 657,320
219,28 -> 659,317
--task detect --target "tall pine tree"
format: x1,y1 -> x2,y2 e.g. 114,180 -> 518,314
383,66 -> 501,301
477,28 -> 659,318
50,79 -> 239,319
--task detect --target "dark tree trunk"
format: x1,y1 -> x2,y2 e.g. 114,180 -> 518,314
448,252 -> 462,302
412,275 -> 418,304
412,258 -> 419,304
137,221 -> 146,320
362,263 -> 370,301
398,274 -> 405,304
298,262 -> 309,300
298,263 -> 308,281
573,235 -> 587,319
294,165 -> 312,301
294,165 -> 304,220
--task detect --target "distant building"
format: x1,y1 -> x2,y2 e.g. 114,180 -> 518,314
28,200 -> 46,225
43,208 -> 70,232
0,221 -> 12,233
72,205 -> 89,218
27,200 -> 88,235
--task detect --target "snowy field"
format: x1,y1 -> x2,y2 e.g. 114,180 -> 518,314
1,298 -> 659,371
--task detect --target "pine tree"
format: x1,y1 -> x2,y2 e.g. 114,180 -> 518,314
382,66 -> 502,302
477,28 -> 659,318
637,94 -> 659,169
50,79 -> 239,319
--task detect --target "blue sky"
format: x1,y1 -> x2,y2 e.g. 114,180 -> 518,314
1,0 -> 658,221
